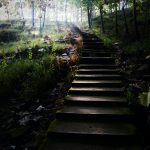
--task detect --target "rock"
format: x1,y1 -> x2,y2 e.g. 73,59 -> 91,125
38,48 -> 46,52
36,105 -> 45,112
145,55 -> 150,60
19,115 -> 31,126
62,53 -> 68,56
138,64 -> 150,74
32,116 -> 42,122
10,145 -> 16,149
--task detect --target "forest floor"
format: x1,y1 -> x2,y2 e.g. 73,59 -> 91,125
0,23 -> 81,150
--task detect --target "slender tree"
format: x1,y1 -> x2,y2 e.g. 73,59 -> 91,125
19,0 -> 25,20
122,0 -> 129,34
81,0 -> 94,28
133,0 -> 140,40
114,0 -> 118,34
94,0 -> 105,33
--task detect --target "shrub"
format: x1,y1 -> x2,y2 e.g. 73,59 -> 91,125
52,43 -> 66,52
0,29 -> 20,42
0,57 -> 57,102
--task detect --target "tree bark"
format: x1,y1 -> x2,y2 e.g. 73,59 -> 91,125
31,1 -> 35,27
43,1 -> 47,29
64,0 -> 67,22
87,5 -> 92,28
133,0 -> 140,40
99,7 -> 105,33
20,0 -> 24,20
80,6 -> 83,24
115,2 -> 118,35
43,9 -> 46,28
122,2 -> 129,34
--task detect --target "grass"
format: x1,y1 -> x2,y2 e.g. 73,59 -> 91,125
52,43 -> 66,52
0,39 -> 48,54
93,27 -> 150,56
0,24 -> 73,102
92,28 -> 118,47
0,55 -> 57,101
48,31 -> 67,41
0,29 -> 67,54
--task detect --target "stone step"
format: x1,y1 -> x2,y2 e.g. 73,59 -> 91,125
83,41 -> 104,45
65,95 -> 127,106
82,38 -> 100,42
69,87 -> 124,96
48,120 -> 138,142
82,49 -> 117,54
40,138 -> 144,150
79,64 -> 117,69
84,45 -> 106,49
77,69 -> 119,74
80,57 -> 115,64
82,48 -> 110,52
56,106 -> 134,121
75,74 -> 122,80
81,51 -> 111,57
143,75 -> 150,81
83,45 -> 104,48
72,80 -> 123,88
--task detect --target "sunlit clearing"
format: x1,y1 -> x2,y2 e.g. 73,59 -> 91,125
0,0 -> 88,30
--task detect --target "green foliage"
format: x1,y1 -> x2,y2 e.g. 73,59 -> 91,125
0,29 -> 20,42
0,39 -> 48,54
0,56 -> 57,102
126,89 -> 137,105
123,38 -> 150,55
52,43 -> 66,52
138,92 -> 148,107
93,28 -> 117,47
28,49 -> 33,60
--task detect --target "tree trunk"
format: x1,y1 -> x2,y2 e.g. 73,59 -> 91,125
89,7 -> 92,27
6,6 -> 10,21
144,5 -> 148,37
43,7 -> 47,29
119,0 -> 121,11
87,6 -> 91,28
43,0 -> 48,29
64,0 -> 67,22
31,1 -> 35,27
80,6 -> 83,24
133,0 -> 140,40
122,3 -> 129,34
115,2 -> 118,35
20,0 -> 24,20
99,7 -> 105,33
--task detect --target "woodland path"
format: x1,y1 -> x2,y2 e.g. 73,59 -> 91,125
39,32 -> 145,150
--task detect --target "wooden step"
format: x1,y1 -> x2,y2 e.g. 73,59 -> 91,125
72,80 -> 123,88
80,57 -> 115,64
69,87 -> 124,96
75,74 -> 122,80
48,120 -> 138,142
79,64 -> 117,69
81,51 -> 111,57
56,106 -> 134,121
65,95 -> 127,106
83,41 -> 104,45
84,45 -> 106,49
40,138 -> 144,150
77,69 -> 119,74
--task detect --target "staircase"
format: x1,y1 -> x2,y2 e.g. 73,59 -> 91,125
40,32 -> 144,150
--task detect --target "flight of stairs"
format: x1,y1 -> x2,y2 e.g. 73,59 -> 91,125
40,32 -> 144,150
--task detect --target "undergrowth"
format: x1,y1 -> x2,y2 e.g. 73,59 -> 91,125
0,55 -> 57,102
